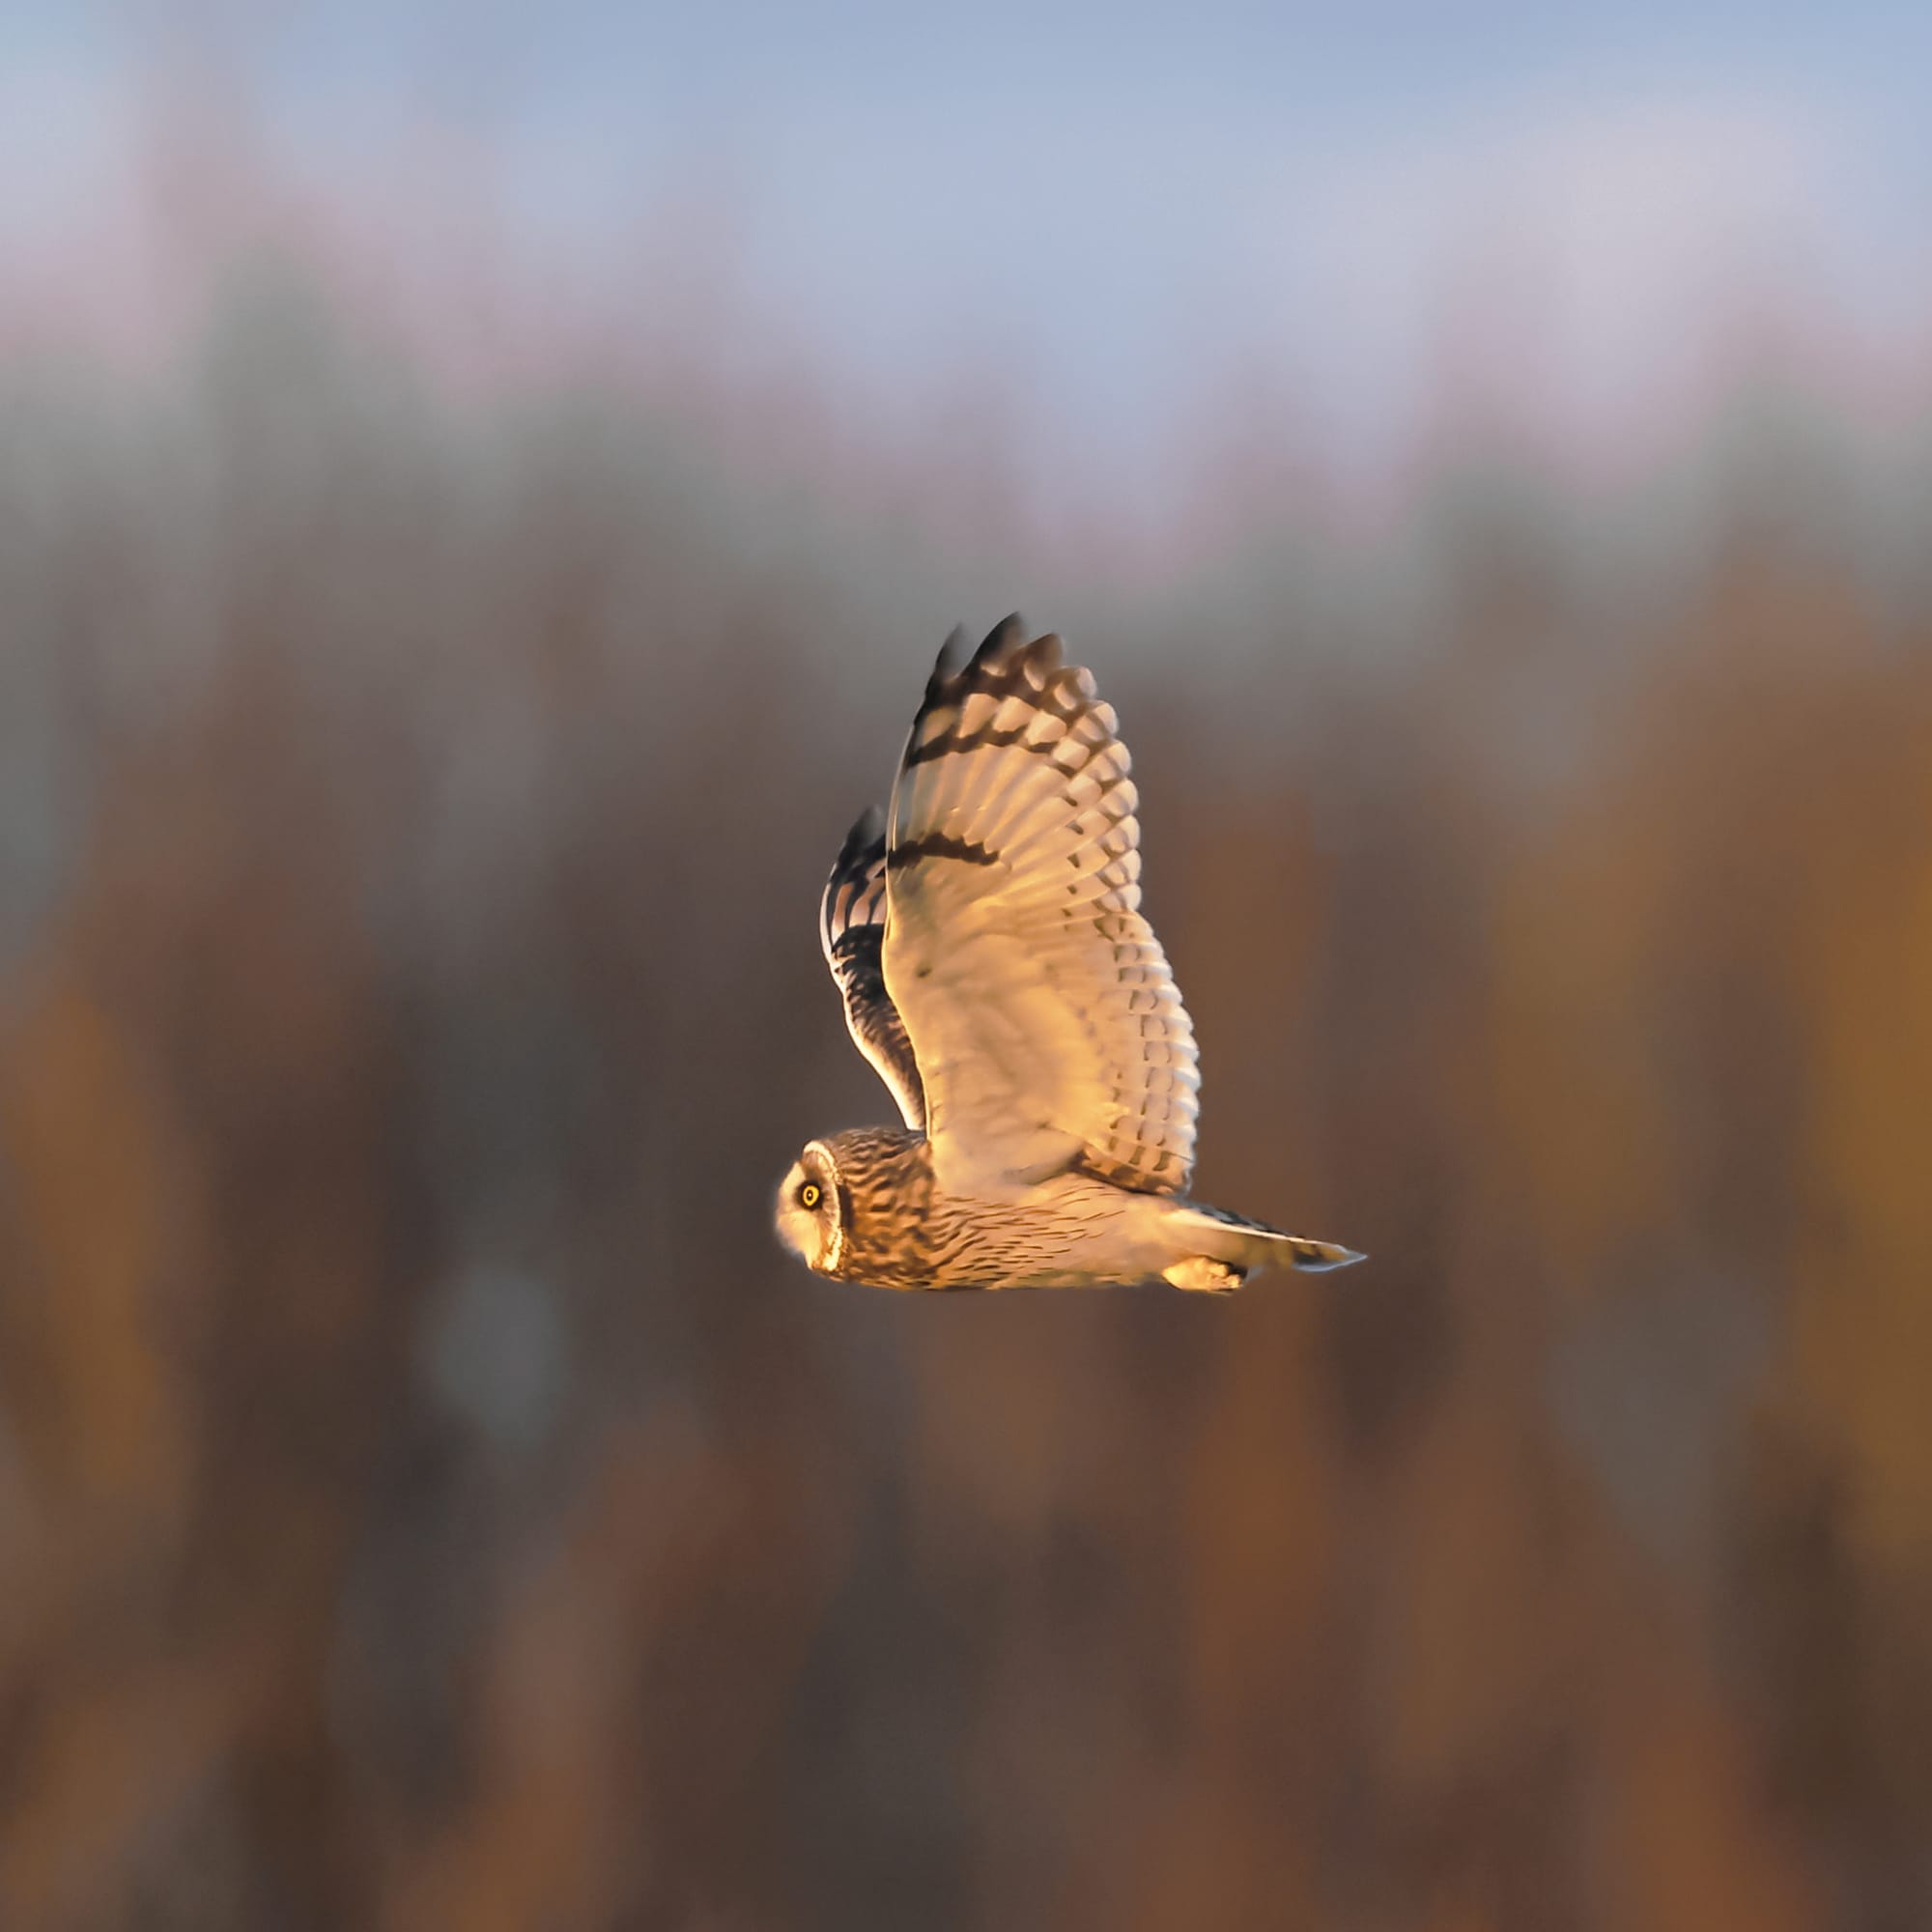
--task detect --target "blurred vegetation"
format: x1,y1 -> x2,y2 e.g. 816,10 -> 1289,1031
2,260 -> 1931,1932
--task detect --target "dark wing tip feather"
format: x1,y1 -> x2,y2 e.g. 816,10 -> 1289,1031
974,612 -> 1029,666
820,804 -> 889,960
922,616 -> 1065,714
836,803 -> 887,866
927,624 -> 971,700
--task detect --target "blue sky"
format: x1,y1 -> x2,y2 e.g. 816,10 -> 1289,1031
8,3 -> 1931,508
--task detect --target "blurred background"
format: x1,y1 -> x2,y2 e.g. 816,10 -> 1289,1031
4,5 -> 1931,1928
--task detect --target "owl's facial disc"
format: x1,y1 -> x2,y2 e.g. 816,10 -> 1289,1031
774,1148 -> 839,1273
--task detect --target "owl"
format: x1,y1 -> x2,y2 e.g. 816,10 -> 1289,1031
776,616 -> 1364,1293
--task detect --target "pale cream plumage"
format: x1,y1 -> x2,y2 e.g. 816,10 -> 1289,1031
778,617 -> 1363,1293
883,624 -> 1197,1197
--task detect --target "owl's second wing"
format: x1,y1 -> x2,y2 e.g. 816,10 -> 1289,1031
820,805 -> 926,1130
881,617 -> 1199,1196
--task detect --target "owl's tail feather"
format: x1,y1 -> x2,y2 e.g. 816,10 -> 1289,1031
1169,1202 -> 1365,1278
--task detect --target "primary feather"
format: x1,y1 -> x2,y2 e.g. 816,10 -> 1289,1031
818,805 -> 924,1131
881,618 -> 1199,1198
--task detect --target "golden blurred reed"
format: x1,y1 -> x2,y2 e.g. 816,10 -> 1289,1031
1,264 -> 1929,1932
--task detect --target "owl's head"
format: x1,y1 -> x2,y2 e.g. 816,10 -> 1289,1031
774,1140 -> 843,1275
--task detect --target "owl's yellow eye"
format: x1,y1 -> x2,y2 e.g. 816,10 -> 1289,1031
799,1181 -> 822,1209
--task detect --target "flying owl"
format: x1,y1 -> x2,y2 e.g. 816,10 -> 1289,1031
776,616 -> 1364,1293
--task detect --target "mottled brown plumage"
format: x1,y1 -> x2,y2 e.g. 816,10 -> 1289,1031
776,617 -> 1363,1293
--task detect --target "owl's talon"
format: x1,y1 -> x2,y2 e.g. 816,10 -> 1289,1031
1162,1257 -> 1246,1293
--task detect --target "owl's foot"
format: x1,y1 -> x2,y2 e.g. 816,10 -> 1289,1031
1163,1257 -> 1246,1294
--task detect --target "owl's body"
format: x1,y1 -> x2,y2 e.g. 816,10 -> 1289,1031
779,1126 -> 1352,1292
777,618 -> 1362,1294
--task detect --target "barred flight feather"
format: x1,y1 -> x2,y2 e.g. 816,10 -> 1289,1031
818,807 -> 925,1130
880,614 -> 1201,1196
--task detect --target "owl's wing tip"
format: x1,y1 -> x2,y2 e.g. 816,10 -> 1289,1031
930,613 -> 1071,691
975,611 -> 1028,662
934,624 -> 970,676
831,804 -> 887,875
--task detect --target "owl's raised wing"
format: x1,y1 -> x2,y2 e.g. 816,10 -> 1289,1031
819,805 -> 926,1131
881,617 -> 1199,1196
